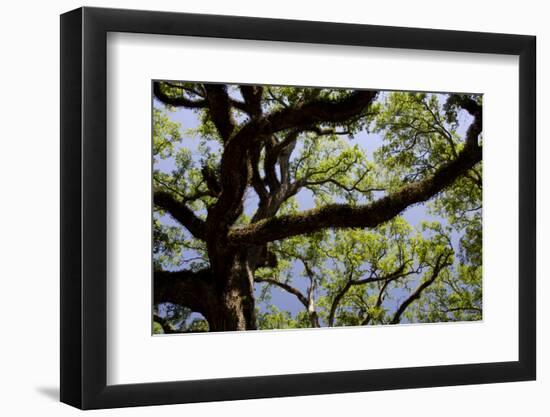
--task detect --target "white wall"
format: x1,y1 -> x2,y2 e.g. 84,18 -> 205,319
0,0 -> 546,415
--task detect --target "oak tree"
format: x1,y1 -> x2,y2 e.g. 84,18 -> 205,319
152,82 -> 482,332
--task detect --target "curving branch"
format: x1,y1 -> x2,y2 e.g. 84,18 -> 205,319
154,268 -> 216,318
201,165 -> 222,197
390,253 -> 452,324
255,260 -> 321,328
302,171 -> 385,196
207,89 -> 380,238
328,278 -> 353,327
153,81 -> 207,108
239,85 -> 263,116
302,260 -> 321,328
154,191 -> 206,240
361,275 -> 396,325
228,140 -> 482,246
255,277 -> 308,307
444,306 -> 482,314
230,97 -> 480,246
154,177 -> 213,203
445,94 -> 482,148
249,143 -> 269,203
203,84 -> 236,141
263,135 -> 281,192
328,264 -> 409,327
264,90 -> 378,133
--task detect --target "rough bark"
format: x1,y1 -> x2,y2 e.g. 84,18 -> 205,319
154,260 -> 257,332
208,252 -> 257,331
153,191 -> 206,240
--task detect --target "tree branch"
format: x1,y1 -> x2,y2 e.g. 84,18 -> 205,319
207,90 -> 380,238
154,177 -> 213,203
302,260 -> 321,328
254,277 -> 309,307
303,172 -> 384,195
361,274 -> 396,325
201,165 -> 221,196
154,268 -> 215,318
328,278 -> 353,326
444,306 -> 482,314
203,84 -> 236,141
239,85 -> 263,116
328,264 -> 409,326
153,81 -> 207,108
229,141 -> 481,246
390,253 -> 451,324
446,94 -> 482,147
154,191 -> 206,240
264,90 -> 378,133
264,136 -> 281,192
249,143 -> 269,203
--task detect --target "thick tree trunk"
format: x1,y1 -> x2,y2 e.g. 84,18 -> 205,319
207,287 -> 256,331
206,251 -> 257,332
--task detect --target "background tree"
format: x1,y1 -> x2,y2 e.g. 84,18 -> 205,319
152,82 -> 482,332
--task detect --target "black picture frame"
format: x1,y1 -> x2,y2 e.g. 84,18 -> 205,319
60,6 -> 536,410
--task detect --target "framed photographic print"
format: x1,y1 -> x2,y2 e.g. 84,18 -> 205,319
60,6 -> 536,409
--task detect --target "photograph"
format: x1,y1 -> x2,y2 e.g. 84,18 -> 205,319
55,4 -> 537,410
152,81 -> 483,333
